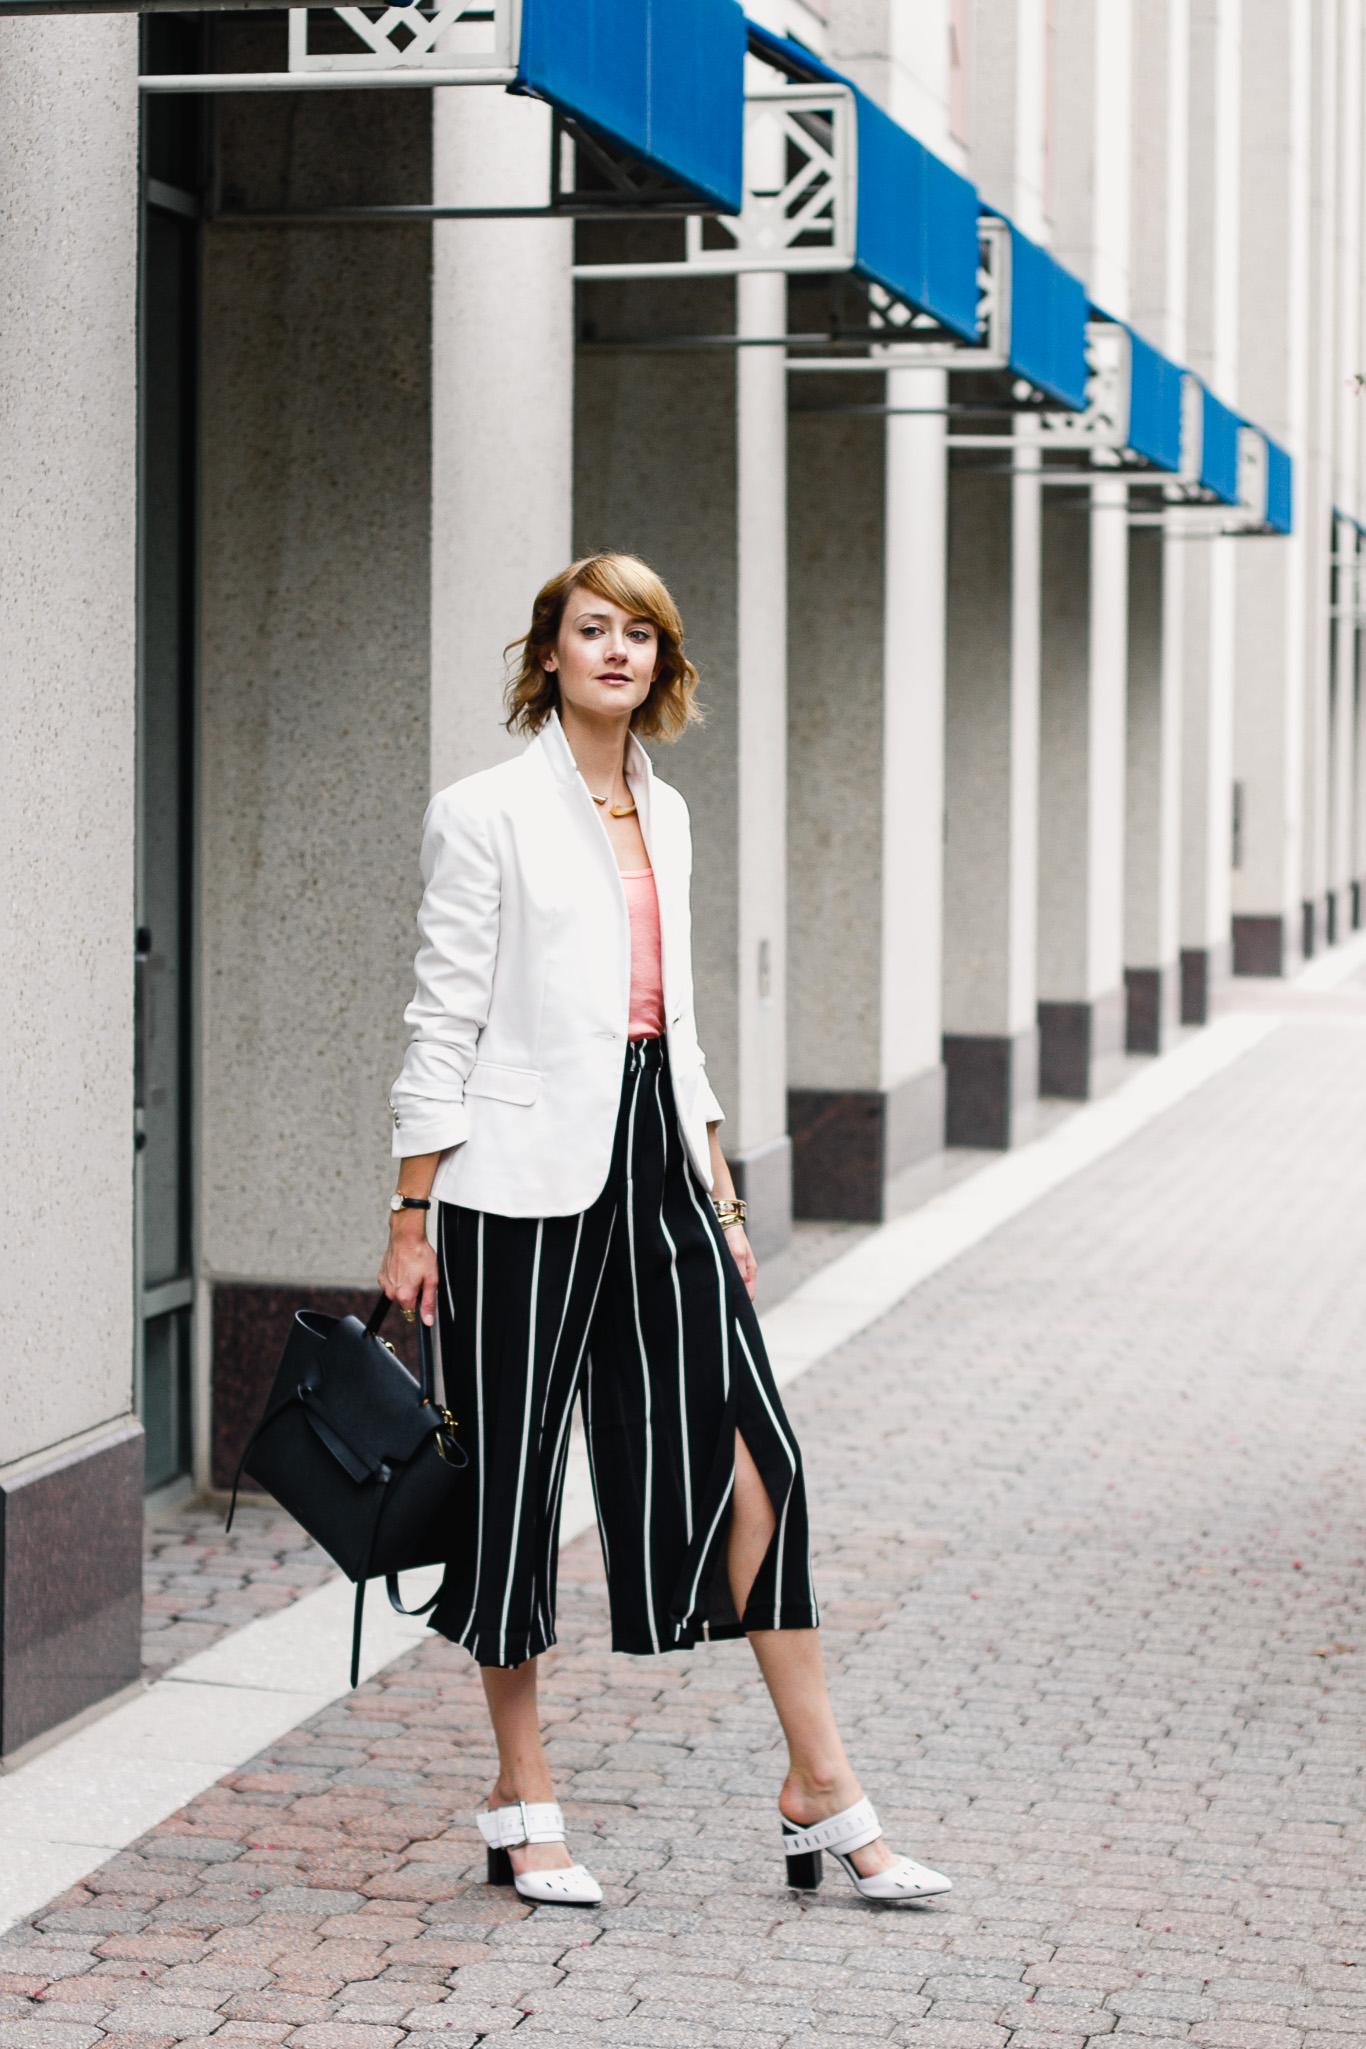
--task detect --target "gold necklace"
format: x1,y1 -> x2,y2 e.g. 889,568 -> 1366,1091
591,791 -> 638,819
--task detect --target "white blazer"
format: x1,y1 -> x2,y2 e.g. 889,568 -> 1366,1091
389,713 -> 725,1217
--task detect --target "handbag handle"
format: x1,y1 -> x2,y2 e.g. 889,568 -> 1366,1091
365,1291 -> 437,1407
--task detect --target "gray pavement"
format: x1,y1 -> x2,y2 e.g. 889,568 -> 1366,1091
7,1012 -> 1366,2047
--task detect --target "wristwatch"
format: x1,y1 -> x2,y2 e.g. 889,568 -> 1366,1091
390,1194 -> 431,1212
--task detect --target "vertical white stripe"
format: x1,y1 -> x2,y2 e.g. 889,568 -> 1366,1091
540,1211 -> 616,1638
581,1209 -> 619,1585
497,1219 -> 544,1666
454,1211 -> 487,1649
735,1324 -> 798,1630
624,1049 -> 660,1653
681,1155 -> 731,1400
652,1067 -> 692,1542
532,1214 -> 583,1640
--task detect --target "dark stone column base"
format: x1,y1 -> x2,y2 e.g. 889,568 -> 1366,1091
1354,880 -> 1363,931
1232,914 -> 1289,977
728,1134 -> 793,1262
789,1067 -> 944,1223
1037,987 -> 1126,1099
212,1283 -> 423,1490
1326,890 -> 1340,946
0,1422 -> 144,1756
1123,965 -> 1180,1054
1301,899 -> 1317,959
1180,939 -> 1231,1024
942,1028 -> 1039,1150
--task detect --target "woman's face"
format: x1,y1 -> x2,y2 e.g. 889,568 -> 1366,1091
545,587 -> 658,722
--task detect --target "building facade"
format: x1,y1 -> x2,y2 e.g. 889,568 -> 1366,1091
1,0 -> 1363,1753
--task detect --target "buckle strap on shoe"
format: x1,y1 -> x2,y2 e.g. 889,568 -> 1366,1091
477,1801 -> 566,1849
780,1795 -> 882,1859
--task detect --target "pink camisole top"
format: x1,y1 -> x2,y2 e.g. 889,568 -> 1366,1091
621,869 -> 665,1040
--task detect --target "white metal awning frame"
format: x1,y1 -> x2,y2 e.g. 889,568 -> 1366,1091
140,0 -> 521,90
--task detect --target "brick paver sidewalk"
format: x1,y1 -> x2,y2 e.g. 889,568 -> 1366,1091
6,1016 -> 1366,2047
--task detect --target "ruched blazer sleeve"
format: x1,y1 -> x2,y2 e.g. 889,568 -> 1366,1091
386,789 -> 501,1157
389,714 -> 725,1219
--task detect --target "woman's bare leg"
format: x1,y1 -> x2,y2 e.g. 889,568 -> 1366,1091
730,1434 -> 896,1878
481,1660 -> 573,1874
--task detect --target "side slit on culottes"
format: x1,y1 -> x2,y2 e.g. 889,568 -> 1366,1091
428,1037 -> 819,1667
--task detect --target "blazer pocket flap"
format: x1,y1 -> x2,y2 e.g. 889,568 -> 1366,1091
465,1061 -> 542,1107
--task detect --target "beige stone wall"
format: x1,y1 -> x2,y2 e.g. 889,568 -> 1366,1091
0,17 -> 139,1465
198,89 -> 431,1287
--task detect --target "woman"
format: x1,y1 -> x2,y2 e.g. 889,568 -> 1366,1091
379,553 -> 949,1909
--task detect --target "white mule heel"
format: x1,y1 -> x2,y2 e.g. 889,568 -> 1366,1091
780,1796 -> 951,1904
476,1800 -> 603,1906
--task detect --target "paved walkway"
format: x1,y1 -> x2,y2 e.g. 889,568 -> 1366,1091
7,1010 -> 1366,2047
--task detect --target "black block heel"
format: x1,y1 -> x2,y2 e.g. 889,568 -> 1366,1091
785,1848 -> 823,1891
486,1845 -> 514,1886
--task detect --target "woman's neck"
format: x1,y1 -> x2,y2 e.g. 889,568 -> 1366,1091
558,702 -> 631,800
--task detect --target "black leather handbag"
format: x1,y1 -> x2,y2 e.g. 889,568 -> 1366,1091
227,1295 -> 468,1684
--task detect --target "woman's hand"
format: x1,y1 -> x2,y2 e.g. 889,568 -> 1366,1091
723,1221 -> 757,1301
378,1213 -> 439,1327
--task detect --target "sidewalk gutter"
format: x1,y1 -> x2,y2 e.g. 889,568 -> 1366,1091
0,1008 -> 1282,1937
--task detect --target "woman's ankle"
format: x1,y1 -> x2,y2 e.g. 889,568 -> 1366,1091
490,1773 -> 555,1809
779,1765 -> 862,1824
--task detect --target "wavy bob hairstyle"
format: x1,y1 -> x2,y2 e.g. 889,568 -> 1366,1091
504,552 -> 702,743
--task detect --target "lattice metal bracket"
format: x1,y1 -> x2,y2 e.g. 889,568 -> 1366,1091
572,82 -> 856,280
140,0 -> 519,91
809,214 -> 1011,371
1034,321 -> 1131,455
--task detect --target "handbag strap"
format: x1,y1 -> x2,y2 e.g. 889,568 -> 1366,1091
366,1292 -> 436,1406
386,1573 -> 442,1618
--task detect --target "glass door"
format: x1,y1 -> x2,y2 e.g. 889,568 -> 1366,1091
137,35 -> 203,1494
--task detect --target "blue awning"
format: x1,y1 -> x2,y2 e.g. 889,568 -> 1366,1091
1125,327 -> 1184,472
746,23 -> 980,341
1004,223 -> 1089,410
518,0 -> 747,214
1200,388 -> 1241,505
1265,437 -> 1293,534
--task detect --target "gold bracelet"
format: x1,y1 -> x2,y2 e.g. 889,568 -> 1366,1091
711,1197 -> 747,1229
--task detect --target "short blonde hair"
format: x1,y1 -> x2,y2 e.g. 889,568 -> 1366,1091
504,552 -> 702,743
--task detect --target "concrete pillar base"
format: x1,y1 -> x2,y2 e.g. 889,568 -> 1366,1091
1354,882 -> 1363,932
942,1029 -> 1039,1151
0,1423 -> 144,1756
1180,940 -> 1231,1024
1326,891 -> 1341,946
789,1065 -> 945,1224
1038,988 -> 1127,1099
1232,914 -> 1294,977
728,1135 -> 793,1262
1302,900 -> 1318,959
1124,966 -> 1181,1053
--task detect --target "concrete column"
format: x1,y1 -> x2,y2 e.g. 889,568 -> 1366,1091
1300,0 -> 1339,958
942,436 -> 1042,1147
1180,0 -> 1242,1017
431,89 -> 573,790
0,15 -> 143,1754
732,269 -> 791,1246
1125,0 -> 1188,1042
199,84 -> 433,1484
1035,0 -> 1132,1096
1230,0 -> 1311,978
1037,478 -> 1130,1096
787,365 -> 947,1218
1124,530 -> 1183,1045
1326,4 -> 1364,942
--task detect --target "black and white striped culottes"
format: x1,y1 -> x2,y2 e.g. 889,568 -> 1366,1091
428,1037 -> 819,1667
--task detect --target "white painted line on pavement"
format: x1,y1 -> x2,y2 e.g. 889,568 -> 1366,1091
0,1008 -> 1281,1939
